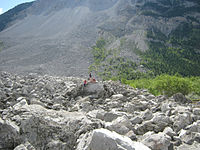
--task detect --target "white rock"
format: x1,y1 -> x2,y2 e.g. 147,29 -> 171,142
111,94 -> 124,99
14,141 -> 35,150
163,127 -> 176,137
13,99 -> 29,113
14,144 -> 28,150
77,128 -> 151,150
16,97 -> 26,102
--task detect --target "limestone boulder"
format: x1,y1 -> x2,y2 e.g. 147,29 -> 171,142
105,116 -> 132,135
14,141 -> 35,150
173,93 -> 191,104
185,121 -> 200,133
0,118 -> 20,149
82,82 -> 105,98
173,112 -> 193,132
163,127 -> 176,137
130,116 -> 143,125
15,104 -> 92,150
77,128 -> 151,150
141,109 -> 153,121
142,132 -> 171,150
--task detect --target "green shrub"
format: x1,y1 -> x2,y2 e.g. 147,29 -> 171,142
124,74 -> 200,97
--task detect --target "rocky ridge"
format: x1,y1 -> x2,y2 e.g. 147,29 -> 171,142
0,71 -> 200,150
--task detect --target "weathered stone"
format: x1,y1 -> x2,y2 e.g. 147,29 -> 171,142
125,130 -> 137,141
0,118 -> 20,149
161,103 -> 171,113
173,112 -> 193,132
152,113 -> 172,132
194,133 -> 200,143
132,101 -> 148,111
18,104 -> 92,150
193,108 -> 200,115
124,102 -> 135,113
130,116 -> 143,125
111,94 -> 124,99
103,110 -> 122,122
82,82 -> 105,98
13,99 -> 29,114
14,141 -> 35,150
173,136 -> 182,146
77,128 -> 151,150
142,132 -> 171,150
134,121 -> 156,135
46,140 -> 68,150
137,95 -> 147,100
173,93 -> 191,103
106,116 -> 132,135
163,127 -> 176,137
179,129 -> 195,144
185,122 -> 200,133
141,109 -> 153,121
14,144 -> 27,150
87,109 -> 105,120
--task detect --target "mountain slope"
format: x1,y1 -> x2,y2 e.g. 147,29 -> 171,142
0,0 -> 199,77
0,2 -> 34,32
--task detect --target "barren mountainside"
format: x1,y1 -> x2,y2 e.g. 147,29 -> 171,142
0,0 -> 199,77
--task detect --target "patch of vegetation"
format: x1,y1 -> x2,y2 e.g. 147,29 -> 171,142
140,10 -> 160,18
89,38 -> 149,80
141,23 -> 200,77
123,74 -> 200,97
140,0 -> 200,18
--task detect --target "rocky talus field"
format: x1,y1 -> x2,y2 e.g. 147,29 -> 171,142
0,72 -> 200,150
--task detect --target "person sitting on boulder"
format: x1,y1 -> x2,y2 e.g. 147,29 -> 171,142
92,78 -> 96,83
89,72 -> 92,78
83,80 -> 87,87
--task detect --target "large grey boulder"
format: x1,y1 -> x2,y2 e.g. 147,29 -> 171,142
77,128 -> 151,150
173,93 -> 191,104
142,132 -> 171,150
12,104 -> 93,150
141,109 -> 153,121
173,112 -> 193,132
0,118 -> 20,150
105,116 -> 132,135
14,141 -> 35,150
130,116 -> 143,125
81,82 -> 105,98
163,127 -> 176,137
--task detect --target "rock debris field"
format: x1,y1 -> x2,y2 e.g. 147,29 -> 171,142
0,72 -> 200,150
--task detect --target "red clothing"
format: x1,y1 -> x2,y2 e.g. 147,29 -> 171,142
84,80 -> 87,84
